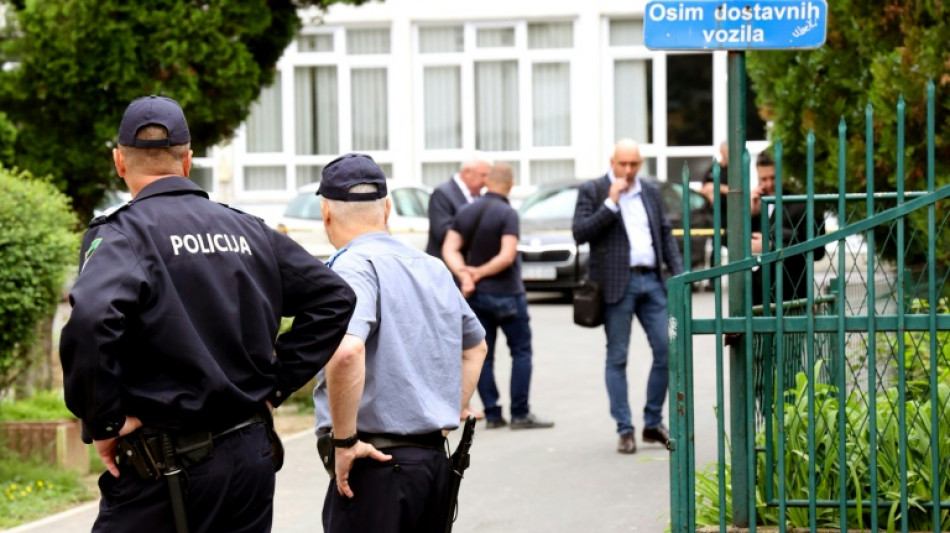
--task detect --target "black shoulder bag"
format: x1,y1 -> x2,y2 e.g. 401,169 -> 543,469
573,180 -> 607,328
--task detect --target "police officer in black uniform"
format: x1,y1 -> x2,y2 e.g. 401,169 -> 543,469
60,95 -> 356,533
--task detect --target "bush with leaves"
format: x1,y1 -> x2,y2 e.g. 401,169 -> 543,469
0,168 -> 78,393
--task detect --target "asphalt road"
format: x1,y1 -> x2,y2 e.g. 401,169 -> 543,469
9,291 -> 728,533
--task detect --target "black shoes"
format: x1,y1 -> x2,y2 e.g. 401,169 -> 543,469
510,413 -> 554,430
617,432 -> 637,454
642,425 -> 670,447
485,417 -> 508,429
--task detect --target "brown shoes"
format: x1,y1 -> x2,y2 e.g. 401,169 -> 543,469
617,432 -> 637,454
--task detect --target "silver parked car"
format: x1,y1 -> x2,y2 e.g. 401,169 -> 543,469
275,182 -> 431,260
517,178 -> 714,295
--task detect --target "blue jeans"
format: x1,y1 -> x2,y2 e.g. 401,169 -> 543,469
604,270 -> 669,434
468,292 -> 533,420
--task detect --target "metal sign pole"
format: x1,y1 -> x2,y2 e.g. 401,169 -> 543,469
726,49 -> 750,528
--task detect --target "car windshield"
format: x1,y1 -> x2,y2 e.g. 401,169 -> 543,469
284,192 -> 323,221
519,187 -> 578,220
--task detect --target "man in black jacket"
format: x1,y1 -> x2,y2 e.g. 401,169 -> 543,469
61,95 -> 356,533
750,150 -> 826,305
572,139 -> 683,455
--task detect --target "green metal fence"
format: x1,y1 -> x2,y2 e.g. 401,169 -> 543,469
668,81 -> 950,532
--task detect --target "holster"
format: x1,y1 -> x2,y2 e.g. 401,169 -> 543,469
316,431 -> 335,478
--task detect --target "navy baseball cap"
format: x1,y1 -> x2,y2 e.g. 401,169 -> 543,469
318,153 -> 388,201
118,95 -> 191,148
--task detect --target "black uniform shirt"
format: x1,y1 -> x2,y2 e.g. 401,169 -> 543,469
61,177 -> 355,442
451,192 -> 523,295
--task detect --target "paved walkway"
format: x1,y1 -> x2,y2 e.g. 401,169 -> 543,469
8,293 -> 726,533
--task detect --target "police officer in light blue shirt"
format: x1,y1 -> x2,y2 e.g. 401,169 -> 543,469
313,153 -> 487,533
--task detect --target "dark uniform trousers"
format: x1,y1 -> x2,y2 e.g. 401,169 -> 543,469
93,424 -> 275,533
323,446 -> 452,533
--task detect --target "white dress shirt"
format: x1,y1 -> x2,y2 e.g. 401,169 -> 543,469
453,174 -> 477,204
604,173 -> 657,268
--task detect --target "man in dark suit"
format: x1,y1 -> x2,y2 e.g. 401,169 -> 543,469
750,150 -> 826,305
425,156 -> 491,257
572,138 -> 683,455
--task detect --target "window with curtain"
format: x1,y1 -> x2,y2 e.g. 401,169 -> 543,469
530,160 -> 575,184
477,28 -> 515,48
351,68 -> 389,150
419,26 -> 463,53
424,66 -> 461,149
614,59 -> 653,144
299,34 -> 334,53
532,62 -> 570,147
347,28 -> 390,54
609,19 -> 644,46
667,54 -> 712,146
475,60 -> 519,151
246,77 -> 282,153
296,165 -> 323,188
528,22 -> 573,49
295,66 -> 339,155
421,162 -> 460,187
245,167 -> 286,191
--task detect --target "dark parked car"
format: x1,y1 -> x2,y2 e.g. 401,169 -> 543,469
517,177 -> 714,294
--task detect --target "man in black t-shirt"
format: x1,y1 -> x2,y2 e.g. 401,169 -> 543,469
442,163 -> 554,431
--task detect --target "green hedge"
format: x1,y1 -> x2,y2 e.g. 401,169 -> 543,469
0,168 -> 78,391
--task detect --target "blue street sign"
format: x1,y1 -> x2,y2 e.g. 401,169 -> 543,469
644,0 -> 827,50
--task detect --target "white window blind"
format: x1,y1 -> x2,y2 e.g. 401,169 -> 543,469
424,66 -> 461,149
351,68 -> 389,150
246,77 -> 282,153
614,59 -> 651,143
419,26 -> 463,53
532,62 -> 571,147
475,61 -> 519,151
295,66 -> 339,155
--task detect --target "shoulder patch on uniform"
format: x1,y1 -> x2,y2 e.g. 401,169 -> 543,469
84,237 -> 103,263
89,201 -> 132,227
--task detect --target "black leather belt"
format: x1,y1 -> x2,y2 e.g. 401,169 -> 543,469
630,266 -> 656,274
357,431 -> 445,452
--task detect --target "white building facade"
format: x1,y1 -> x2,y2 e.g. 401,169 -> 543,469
207,0 -> 768,216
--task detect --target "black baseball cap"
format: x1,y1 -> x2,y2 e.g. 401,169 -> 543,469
118,95 -> 191,148
318,153 -> 388,201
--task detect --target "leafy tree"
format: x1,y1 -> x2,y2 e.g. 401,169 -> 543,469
0,0 -> 371,221
746,1 -> 950,266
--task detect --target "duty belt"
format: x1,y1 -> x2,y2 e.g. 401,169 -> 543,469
358,431 -> 445,452
316,429 -> 447,477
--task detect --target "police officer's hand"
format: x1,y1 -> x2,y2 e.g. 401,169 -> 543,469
334,441 -> 392,498
94,415 -> 143,478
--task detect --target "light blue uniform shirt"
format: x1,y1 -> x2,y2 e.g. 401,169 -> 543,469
313,231 -> 485,435
604,172 -> 657,268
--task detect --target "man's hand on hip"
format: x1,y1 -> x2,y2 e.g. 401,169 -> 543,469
334,441 -> 392,499
94,415 -> 143,478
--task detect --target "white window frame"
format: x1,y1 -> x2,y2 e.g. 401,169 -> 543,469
232,24 -> 395,203
413,19 -> 579,187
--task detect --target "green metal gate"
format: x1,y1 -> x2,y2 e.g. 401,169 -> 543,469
668,81 -> 950,532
